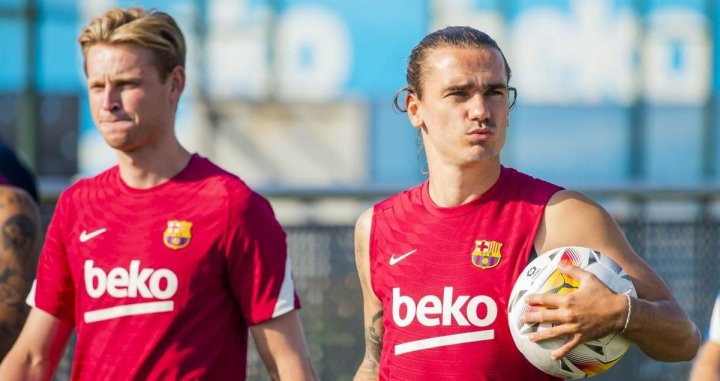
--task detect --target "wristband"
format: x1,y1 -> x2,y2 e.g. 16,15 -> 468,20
620,289 -> 632,334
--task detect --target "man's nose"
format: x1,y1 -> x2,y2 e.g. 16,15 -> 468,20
102,85 -> 121,112
468,94 -> 491,122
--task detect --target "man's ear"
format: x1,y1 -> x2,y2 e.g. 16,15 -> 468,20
406,92 -> 423,129
168,66 -> 186,102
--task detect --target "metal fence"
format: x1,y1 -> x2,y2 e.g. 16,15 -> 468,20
48,198 -> 720,381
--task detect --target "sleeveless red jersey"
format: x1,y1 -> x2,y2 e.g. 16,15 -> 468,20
370,167 -> 563,380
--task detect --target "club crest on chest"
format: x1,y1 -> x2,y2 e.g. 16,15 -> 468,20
471,240 -> 503,269
163,220 -> 193,250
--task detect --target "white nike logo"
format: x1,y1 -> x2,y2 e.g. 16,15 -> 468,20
389,249 -> 418,265
80,228 -> 107,242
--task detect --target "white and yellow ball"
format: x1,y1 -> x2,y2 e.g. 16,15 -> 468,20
507,246 -> 636,379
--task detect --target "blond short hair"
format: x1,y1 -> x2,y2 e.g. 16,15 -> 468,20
78,7 -> 186,81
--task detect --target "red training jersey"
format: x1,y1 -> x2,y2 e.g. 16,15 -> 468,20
370,166 -> 563,380
30,154 -> 299,380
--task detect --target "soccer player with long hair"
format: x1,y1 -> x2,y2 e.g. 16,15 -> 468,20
353,26 -> 700,380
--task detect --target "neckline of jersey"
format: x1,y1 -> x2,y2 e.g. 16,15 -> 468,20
113,153 -> 199,195
420,166 -> 508,217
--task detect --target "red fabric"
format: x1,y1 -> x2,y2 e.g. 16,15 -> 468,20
34,154 -> 299,380
370,167 -> 563,380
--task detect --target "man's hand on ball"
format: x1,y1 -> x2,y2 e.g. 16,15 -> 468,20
522,261 -> 627,360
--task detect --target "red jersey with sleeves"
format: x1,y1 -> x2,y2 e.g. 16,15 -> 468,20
370,167 -> 563,380
30,154 -> 299,380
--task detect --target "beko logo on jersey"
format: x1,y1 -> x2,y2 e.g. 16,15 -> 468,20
85,260 -> 178,299
391,287 -> 498,355
82,260 -> 178,324
393,287 -> 498,327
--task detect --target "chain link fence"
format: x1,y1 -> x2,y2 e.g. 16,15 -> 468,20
48,202 -> 720,381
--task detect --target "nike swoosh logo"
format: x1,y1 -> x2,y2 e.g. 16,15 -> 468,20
80,228 -> 107,243
389,249 -> 417,265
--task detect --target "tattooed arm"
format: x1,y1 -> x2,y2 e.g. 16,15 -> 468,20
0,186 -> 40,360
0,187 -> 74,379
353,208 -> 384,381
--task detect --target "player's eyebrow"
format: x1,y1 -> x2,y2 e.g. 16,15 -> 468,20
444,82 -> 508,93
484,83 -> 508,91
88,74 -> 142,86
443,83 -> 475,94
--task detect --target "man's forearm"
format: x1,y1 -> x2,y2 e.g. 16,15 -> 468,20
354,310 -> 383,381
354,358 -> 380,381
625,297 -> 700,361
0,348 -> 55,381
0,308 -> 75,381
276,353 -> 317,381
250,311 -> 317,381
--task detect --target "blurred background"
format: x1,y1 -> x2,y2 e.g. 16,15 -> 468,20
2,0 -> 720,379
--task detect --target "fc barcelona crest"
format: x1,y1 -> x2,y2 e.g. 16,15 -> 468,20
163,220 -> 193,250
471,240 -> 503,269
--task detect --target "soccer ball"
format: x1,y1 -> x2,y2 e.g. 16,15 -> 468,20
507,246 -> 636,379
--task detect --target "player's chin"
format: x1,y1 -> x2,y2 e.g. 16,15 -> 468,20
103,136 -> 139,152
467,147 -> 498,161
